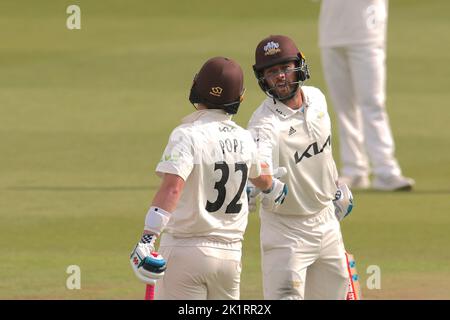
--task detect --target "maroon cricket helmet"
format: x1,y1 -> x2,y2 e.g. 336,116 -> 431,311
253,35 -> 310,101
189,57 -> 245,114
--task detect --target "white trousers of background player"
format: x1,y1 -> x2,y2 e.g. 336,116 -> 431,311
260,205 -> 348,300
321,43 -> 402,179
155,243 -> 241,300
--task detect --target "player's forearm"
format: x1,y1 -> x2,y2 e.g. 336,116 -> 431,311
151,185 -> 182,213
143,176 -> 184,236
250,175 -> 272,191
150,173 -> 185,213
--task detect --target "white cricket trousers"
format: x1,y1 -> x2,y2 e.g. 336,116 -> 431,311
260,204 -> 348,300
155,235 -> 242,300
321,43 -> 401,178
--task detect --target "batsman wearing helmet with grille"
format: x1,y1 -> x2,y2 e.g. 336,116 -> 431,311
130,56 -> 288,299
247,35 -> 353,299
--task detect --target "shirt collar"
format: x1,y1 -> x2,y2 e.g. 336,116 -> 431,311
181,109 -> 232,124
266,95 -> 308,119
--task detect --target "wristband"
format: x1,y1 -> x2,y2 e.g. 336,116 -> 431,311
262,180 -> 275,194
144,206 -> 171,236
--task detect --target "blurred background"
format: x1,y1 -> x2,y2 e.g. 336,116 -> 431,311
0,0 -> 449,299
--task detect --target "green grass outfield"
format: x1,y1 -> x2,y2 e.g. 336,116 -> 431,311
1,0 -> 449,299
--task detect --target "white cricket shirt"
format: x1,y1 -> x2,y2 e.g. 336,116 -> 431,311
156,109 -> 261,245
319,0 -> 388,47
248,86 -> 338,217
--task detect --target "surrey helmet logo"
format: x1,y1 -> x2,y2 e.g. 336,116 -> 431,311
209,86 -> 223,97
264,41 -> 281,56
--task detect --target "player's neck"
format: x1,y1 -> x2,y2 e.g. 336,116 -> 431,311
195,103 -> 208,110
283,89 -> 303,110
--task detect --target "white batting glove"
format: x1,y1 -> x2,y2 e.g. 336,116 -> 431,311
333,183 -> 354,221
246,181 -> 261,212
130,234 -> 166,285
246,166 -> 288,212
273,167 -> 287,179
261,178 -> 288,211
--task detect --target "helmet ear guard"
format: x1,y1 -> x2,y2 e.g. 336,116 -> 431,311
298,51 -> 311,81
188,76 -> 201,105
297,52 -> 310,81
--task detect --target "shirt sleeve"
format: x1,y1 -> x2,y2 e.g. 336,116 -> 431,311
247,133 -> 262,179
155,127 -> 194,181
247,119 -> 277,176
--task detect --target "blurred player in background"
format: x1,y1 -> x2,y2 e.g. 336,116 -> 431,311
247,35 -> 353,299
130,56 -> 288,299
319,0 -> 414,191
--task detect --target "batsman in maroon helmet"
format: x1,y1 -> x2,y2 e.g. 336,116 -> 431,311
247,35 -> 354,300
130,57 -> 288,299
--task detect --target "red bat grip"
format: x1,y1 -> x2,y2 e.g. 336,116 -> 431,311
145,284 -> 155,300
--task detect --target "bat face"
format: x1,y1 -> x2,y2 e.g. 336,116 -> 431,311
346,252 -> 362,300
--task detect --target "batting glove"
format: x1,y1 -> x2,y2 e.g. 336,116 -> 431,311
261,178 -> 288,211
273,166 -> 287,179
247,166 -> 288,212
246,181 -> 261,212
130,234 -> 166,285
333,183 -> 354,221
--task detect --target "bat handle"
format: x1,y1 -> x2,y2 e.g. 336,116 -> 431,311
145,284 -> 155,300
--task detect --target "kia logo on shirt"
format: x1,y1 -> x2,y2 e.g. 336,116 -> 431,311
294,135 -> 331,164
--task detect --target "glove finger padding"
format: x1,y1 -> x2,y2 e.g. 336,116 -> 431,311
246,181 -> 261,198
247,167 -> 287,213
130,242 -> 166,285
261,178 -> 288,211
333,183 -> 354,221
246,181 -> 261,212
142,253 -> 166,274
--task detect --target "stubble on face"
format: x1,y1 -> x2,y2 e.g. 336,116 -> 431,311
264,62 -> 297,99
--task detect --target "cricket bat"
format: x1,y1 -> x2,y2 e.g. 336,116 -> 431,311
345,252 -> 362,300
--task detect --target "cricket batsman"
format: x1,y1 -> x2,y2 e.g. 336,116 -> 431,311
129,56 -> 288,299
247,35 -> 353,299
